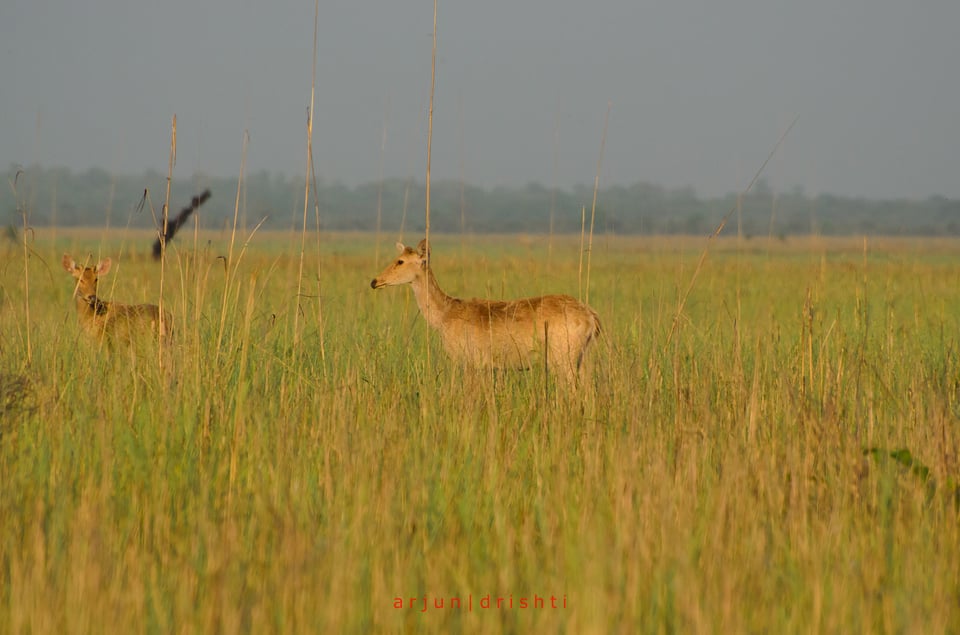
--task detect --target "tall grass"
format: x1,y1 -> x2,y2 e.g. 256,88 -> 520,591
1,232 -> 959,633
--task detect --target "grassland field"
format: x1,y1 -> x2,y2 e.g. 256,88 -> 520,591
1,228 -> 959,633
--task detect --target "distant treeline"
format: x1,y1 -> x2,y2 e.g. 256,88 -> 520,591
4,164 -> 960,237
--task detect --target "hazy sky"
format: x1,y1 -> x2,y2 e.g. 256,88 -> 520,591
2,0 -> 958,199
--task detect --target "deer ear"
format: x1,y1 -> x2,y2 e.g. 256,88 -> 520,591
395,242 -> 406,254
62,254 -> 77,273
417,239 -> 430,258
96,258 -> 112,275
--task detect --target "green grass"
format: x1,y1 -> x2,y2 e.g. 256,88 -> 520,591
2,231 -> 959,633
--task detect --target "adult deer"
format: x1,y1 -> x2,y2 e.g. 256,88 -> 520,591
371,239 -> 601,386
62,254 -> 172,343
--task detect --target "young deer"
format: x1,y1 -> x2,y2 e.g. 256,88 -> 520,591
371,239 -> 601,386
62,254 -> 172,343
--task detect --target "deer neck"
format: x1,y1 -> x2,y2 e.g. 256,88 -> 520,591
76,293 -> 109,320
410,267 -> 453,330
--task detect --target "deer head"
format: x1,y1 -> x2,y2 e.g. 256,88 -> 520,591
370,239 -> 430,289
62,254 -> 112,302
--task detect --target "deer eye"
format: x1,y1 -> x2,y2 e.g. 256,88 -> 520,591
397,259 -> 404,265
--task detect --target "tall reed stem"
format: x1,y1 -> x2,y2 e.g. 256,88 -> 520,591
294,0 -> 320,348
424,0 -> 438,372
586,101 -> 611,306
374,98 -> 389,268
15,171 -> 31,364
548,111 -> 560,269
158,115 -> 176,368
578,206 -> 586,302
216,132 -> 249,360
666,115 -> 799,345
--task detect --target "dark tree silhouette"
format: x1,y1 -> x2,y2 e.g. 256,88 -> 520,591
152,190 -> 211,259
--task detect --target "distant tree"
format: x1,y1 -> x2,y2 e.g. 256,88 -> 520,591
3,164 -> 959,237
